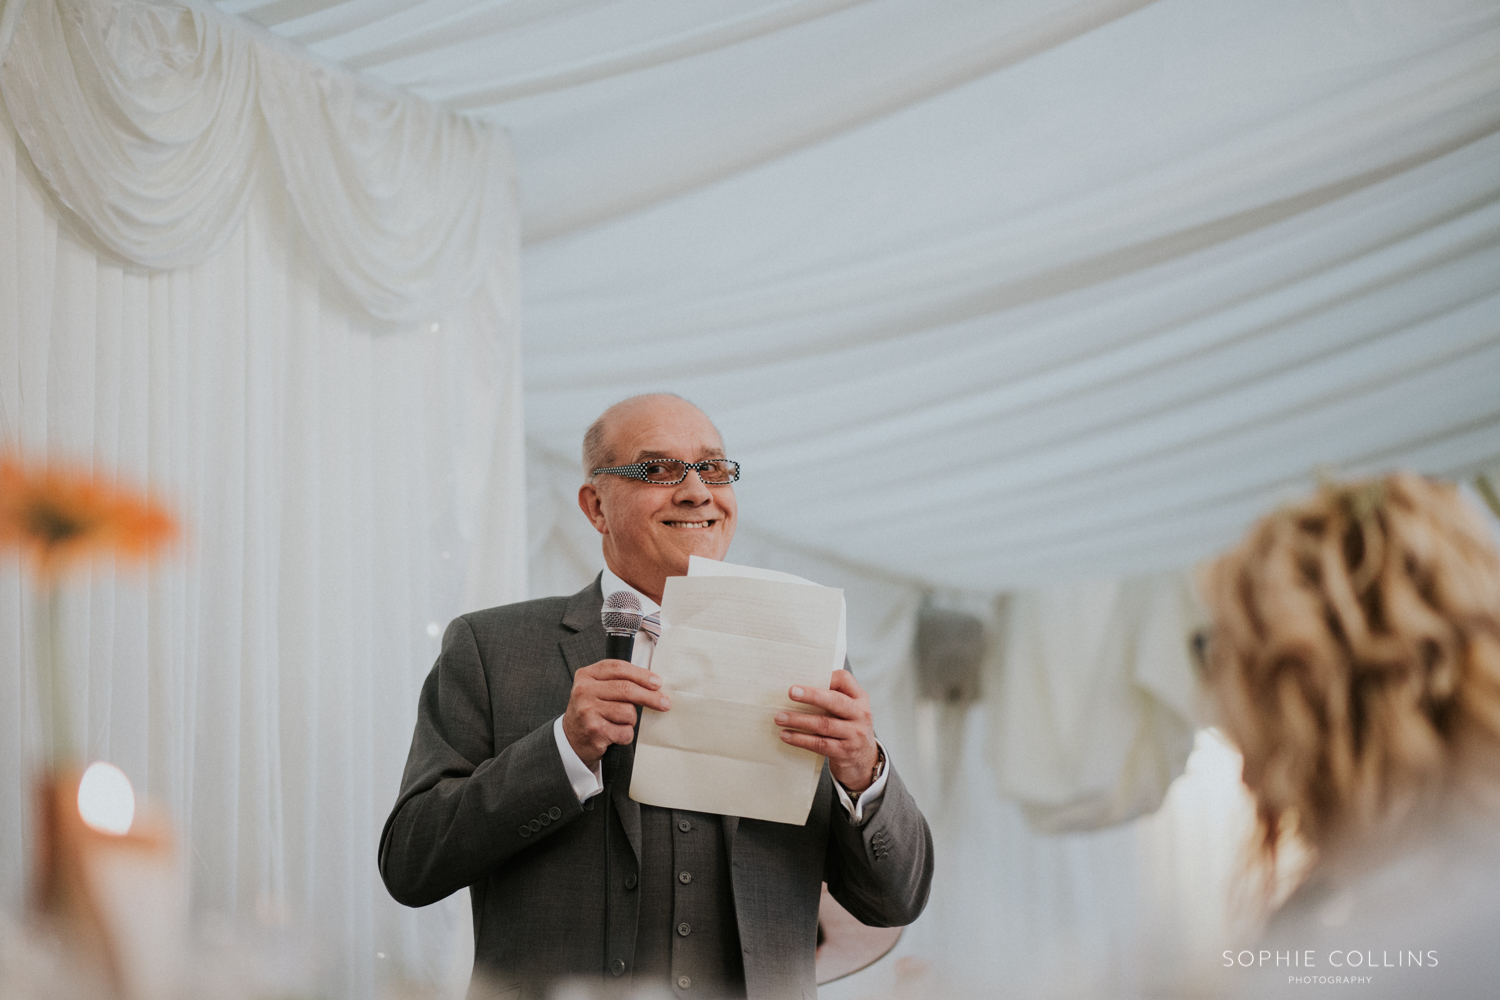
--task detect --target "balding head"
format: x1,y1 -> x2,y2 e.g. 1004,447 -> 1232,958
577,394 -> 736,601
582,393 -> 720,479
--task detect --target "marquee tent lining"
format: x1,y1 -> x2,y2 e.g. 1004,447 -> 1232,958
4,1 -> 1499,997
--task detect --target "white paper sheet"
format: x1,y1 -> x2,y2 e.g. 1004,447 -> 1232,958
629,556 -> 847,824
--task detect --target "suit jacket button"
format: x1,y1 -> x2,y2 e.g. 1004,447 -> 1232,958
677,819 -> 692,832
677,922 -> 691,937
539,814 -> 551,826
518,826 -> 531,838
677,976 -> 691,989
528,819 -> 541,832
548,806 -> 562,820
624,873 -> 638,890
678,871 -> 692,884
611,959 -> 626,977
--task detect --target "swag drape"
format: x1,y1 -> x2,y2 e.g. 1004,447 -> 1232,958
0,0 -> 514,323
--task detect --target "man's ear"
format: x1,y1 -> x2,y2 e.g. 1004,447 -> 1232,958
578,481 -> 609,535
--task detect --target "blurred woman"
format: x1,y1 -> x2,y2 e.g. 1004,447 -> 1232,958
1198,473 -> 1500,998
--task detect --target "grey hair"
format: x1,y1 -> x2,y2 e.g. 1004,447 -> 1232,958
582,416 -> 612,481
581,393 -> 715,481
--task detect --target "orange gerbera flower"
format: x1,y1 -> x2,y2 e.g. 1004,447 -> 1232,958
0,452 -> 177,580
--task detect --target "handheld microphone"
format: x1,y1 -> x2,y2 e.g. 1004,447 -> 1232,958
601,590 -> 644,663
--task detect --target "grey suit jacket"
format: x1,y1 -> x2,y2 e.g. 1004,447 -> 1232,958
379,576 -> 934,1000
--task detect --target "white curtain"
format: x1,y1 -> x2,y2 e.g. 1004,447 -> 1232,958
988,572 -> 1203,834
0,1 -> 523,996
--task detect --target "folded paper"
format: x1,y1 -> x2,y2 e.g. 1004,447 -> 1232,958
631,557 -> 846,824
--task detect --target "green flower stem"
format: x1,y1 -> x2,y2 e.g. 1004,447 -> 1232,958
37,584 -> 74,766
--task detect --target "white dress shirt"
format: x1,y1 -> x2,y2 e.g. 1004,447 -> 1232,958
552,566 -> 889,824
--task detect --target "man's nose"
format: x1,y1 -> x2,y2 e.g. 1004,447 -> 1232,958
674,470 -> 713,503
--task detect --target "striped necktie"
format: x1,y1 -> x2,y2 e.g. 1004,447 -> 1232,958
638,612 -> 662,643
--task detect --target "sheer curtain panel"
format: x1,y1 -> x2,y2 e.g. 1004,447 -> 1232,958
0,2 -> 524,995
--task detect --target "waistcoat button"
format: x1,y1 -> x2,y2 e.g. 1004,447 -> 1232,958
611,959 -> 626,977
624,873 -> 638,890
677,819 -> 691,832
677,922 -> 691,937
677,976 -> 691,989
678,871 -> 692,884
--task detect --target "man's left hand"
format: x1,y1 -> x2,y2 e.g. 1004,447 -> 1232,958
775,670 -> 880,794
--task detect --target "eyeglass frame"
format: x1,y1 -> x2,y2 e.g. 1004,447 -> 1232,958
590,458 -> 741,485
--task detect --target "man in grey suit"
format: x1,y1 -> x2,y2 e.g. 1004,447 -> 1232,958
380,394 -> 934,1000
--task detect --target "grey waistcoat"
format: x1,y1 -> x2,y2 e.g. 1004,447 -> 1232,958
608,721 -> 744,997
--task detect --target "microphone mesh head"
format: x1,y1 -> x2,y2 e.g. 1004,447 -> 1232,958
602,590 -> 643,635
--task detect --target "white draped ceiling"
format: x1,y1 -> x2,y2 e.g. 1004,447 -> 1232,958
219,0 -> 1500,591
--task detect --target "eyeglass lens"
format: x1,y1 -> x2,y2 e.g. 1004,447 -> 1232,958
640,460 -> 736,483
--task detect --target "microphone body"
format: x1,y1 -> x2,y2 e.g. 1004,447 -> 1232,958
604,632 -> 635,663
600,591 -> 645,787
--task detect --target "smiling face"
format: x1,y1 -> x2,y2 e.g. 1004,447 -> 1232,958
578,395 -> 737,603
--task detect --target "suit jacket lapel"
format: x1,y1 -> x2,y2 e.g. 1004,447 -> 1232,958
559,629 -> 603,679
559,574 -> 605,678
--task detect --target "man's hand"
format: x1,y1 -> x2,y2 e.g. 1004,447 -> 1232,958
775,670 -> 880,794
563,660 -> 670,766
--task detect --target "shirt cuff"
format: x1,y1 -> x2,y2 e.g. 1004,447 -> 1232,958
833,740 -> 889,826
553,715 -> 603,803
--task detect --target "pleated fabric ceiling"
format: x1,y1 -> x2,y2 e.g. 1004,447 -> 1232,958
222,0 -> 1500,590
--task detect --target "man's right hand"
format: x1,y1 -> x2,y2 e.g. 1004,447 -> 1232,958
562,660 -> 671,766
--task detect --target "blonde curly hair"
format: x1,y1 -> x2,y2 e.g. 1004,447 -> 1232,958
1201,473 -> 1500,867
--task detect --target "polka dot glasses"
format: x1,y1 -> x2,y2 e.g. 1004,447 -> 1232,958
591,459 -> 740,485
